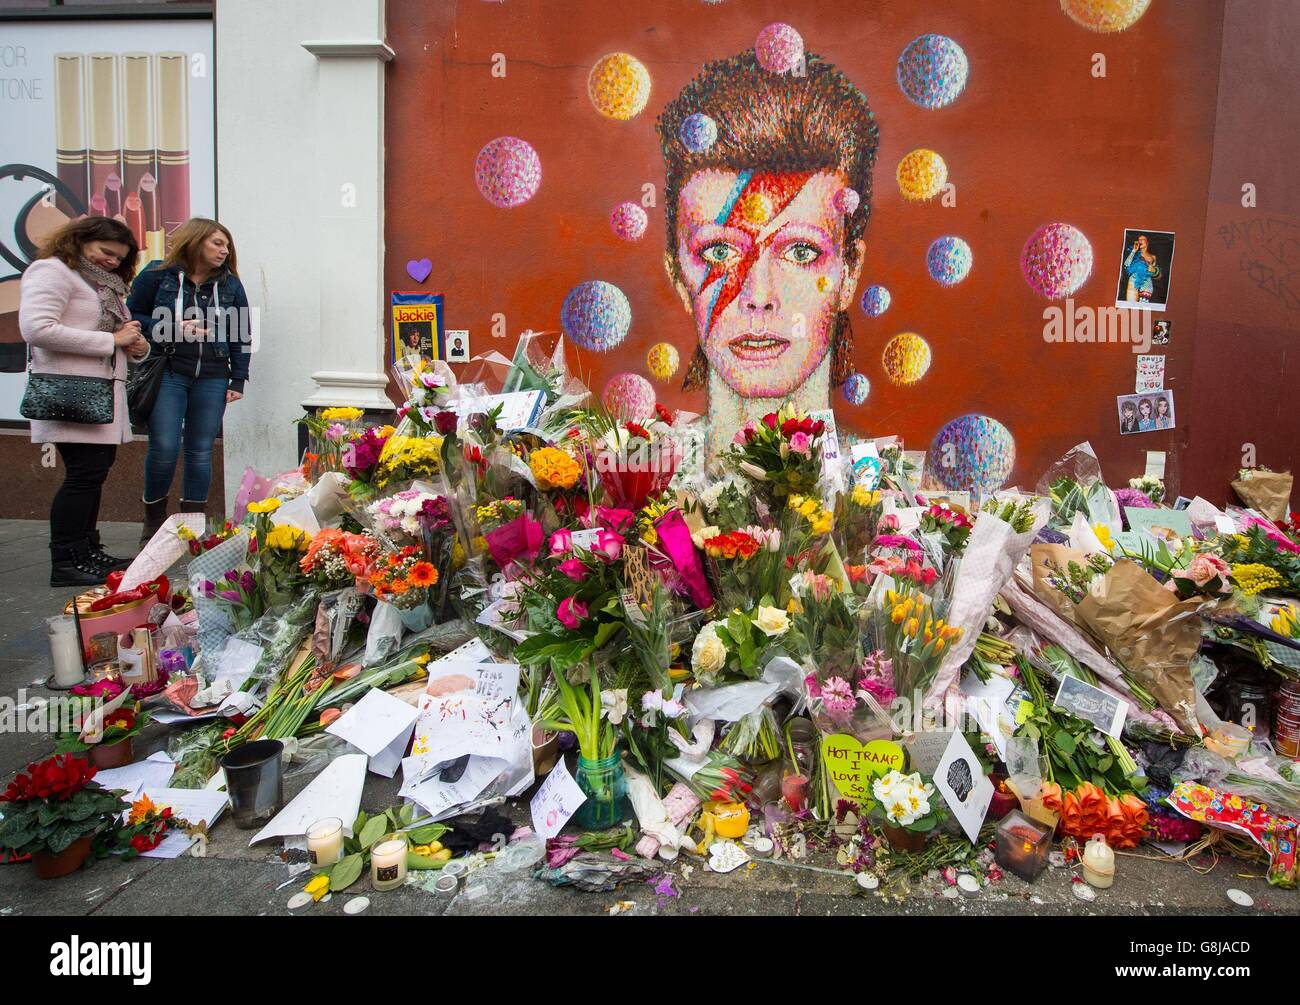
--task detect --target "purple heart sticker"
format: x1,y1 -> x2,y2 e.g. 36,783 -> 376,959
406,258 -> 433,283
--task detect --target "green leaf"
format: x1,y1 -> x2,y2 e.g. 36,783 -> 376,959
358,814 -> 389,851
330,853 -> 364,892
397,803 -> 415,827
407,823 -> 448,845
352,809 -> 369,836
1053,729 -> 1076,755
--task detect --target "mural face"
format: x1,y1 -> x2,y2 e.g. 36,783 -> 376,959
671,168 -> 862,401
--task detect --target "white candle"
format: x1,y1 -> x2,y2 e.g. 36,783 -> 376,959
370,838 -> 407,891
306,817 -> 343,867
47,616 -> 85,688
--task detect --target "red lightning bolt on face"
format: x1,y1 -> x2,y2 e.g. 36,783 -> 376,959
700,171 -> 815,334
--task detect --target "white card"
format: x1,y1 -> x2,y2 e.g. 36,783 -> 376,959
933,731 -> 995,844
325,687 -> 420,778
250,754 -> 367,845
1135,355 -> 1166,393
530,756 -> 587,838
1145,450 -> 1167,479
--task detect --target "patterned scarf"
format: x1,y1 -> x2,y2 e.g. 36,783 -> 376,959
76,258 -> 131,333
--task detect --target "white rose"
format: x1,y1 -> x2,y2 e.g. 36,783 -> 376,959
691,525 -> 719,550
753,605 -> 790,637
691,622 -> 728,676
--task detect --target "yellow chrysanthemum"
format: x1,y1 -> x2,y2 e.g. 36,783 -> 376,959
451,539 -> 466,569
1093,523 -> 1115,551
851,486 -> 881,509
320,406 -> 363,421
529,447 -> 581,491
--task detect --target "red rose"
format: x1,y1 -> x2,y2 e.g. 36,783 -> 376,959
780,418 -> 800,438
744,428 -> 755,443
434,410 -> 458,435
762,412 -> 778,429
812,420 -> 825,436
625,422 -> 650,440
654,402 -> 674,426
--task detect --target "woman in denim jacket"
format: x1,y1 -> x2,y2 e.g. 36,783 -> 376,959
128,218 -> 252,542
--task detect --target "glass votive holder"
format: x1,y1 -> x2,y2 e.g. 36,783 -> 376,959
995,809 -> 1054,883
370,838 -> 407,891
306,817 -> 344,867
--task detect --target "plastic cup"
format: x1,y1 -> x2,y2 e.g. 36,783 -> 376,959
220,739 -> 285,829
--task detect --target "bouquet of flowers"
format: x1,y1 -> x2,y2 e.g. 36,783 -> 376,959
375,433 -> 444,489
201,568 -> 263,630
256,521 -> 312,609
298,406 -> 368,479
366,545 -> 439,611
699,526 -> 784,613
876,587 -> 963,702
871,769 -> 943,835
1219,522 -> 1300,596
918,503 -> 973,558
342,425 -> 394,496
690,604 -> 791,687
528,444 -> 584,493
726,407 -> 826,502
115,793 -> 188,859
834,485 -> 885,561
299,528 -> 374,591
366,489 -> 450,549
1230,466 -> 1293,523
178,519 -> 240,557
1128,474 -> 1166,505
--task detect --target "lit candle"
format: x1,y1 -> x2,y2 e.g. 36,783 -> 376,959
306,817 -> 343,867
370,838 -> 407,891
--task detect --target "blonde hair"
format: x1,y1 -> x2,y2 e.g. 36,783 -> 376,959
162,218 -> 238,277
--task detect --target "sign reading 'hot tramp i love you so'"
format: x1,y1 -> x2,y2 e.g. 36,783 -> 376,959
821,735 -> 905,810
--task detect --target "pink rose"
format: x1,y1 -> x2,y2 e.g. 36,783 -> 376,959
877,514 -> 900,532
597,506 -> 635,534
557,596 -> 589,630
549,528 -> 573,556
593,528 -> 624,563
558,558 -> 588,582
789,431 -> 811,456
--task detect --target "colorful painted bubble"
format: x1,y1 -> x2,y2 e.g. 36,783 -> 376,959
927,414 -> 1016,498
588,53 -> 651,120
842,372 -> 871,406
646,342 -> 681,381
755,23 -> 804,75
1060,0 -> 1151,33
833,187 -> 861,215
881,333 -> 931,386
1021,223 -> 1094,299
679,112 -> 719,153
474,137 -> 541,208
861,285 -> 891,317
561,280 -> 632,352
897,34 -> 969,109
610,202 -> 648,242
926,236 -> 973,286
602,372 -> 656,421
896,148 -> 947,202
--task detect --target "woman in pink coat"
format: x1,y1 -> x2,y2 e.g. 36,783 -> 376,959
19,217 -> 151,586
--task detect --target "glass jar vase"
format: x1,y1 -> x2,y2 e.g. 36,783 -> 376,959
574,753 -> 630,831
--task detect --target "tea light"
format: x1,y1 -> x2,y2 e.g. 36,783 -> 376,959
434,874 -> 459,896
751,837 -> 774,858
370,838 -> 407,891
957,873 -> 980,897
306,817 -> 343,867
88,659 -> 123,684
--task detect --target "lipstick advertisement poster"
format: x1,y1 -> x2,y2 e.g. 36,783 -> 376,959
0,19 -> 215,419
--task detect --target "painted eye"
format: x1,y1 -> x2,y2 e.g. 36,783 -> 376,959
700,243 -> 738,266
782,242 -> 822,266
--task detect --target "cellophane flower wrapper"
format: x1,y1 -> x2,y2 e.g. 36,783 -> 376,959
651,508 -> 714,611
925,498 -> 1049,710
231,586 -> 322,685
188,529 -> 255,658
1036,441 -> 1123,534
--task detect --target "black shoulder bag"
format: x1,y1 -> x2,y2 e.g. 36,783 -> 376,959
19,344 -> 115,425
127,342 -> 174,427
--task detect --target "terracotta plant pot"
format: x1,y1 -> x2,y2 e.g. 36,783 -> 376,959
33,836 -> 93,879
531,727 -> 559,777
881,823 -> 926,854
89,737 -> 133,769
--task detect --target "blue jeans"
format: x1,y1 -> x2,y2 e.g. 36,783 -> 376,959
145,369 -> 227,502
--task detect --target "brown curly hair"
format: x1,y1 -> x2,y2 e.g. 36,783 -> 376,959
37,217 -> 139,283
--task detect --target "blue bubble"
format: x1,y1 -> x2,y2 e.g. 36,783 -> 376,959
897,34 -> 969,110
927,414 -> 1016,498
842,373 -> 871,405
926,236 -> 973,286
680,113 -> 719,154
860,284 -> 891,317
561,280 -> 632,352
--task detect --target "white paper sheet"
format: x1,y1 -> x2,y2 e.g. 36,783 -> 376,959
530,756 -> 586,838
959,673 -> 1018,761
211,637 -> 264,689
96,751 -> 176,798
271,492 -> 321,534
250,754 -> 367,845
932,731 -> 995,844
325,687 -> 420,778
137,786 -> 229,859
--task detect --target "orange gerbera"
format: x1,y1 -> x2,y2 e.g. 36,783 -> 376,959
409,562 -> 439,587
389,579 -> 410,595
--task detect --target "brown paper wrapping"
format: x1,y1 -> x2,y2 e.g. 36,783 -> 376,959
1029,542 -> 1090,624
1231,470 -> 1293,522
1074,560 -> 1203,736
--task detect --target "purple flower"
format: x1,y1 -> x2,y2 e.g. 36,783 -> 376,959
201,579 -> 216,598
223,569 -> 240,583
218,589 -> 242,604
1113,487 -> 1155,528
820,676 -> 856,714
241,570 -> 256,593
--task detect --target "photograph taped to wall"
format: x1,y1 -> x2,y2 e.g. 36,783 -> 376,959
445,329 -> 470,363
1152,319 -> 1171,345
390,291 -> 445,365
1115,229 -> 1176,312
1117,390 -> 1175,435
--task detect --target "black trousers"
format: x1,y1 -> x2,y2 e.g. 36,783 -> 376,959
50,443 -> 117,551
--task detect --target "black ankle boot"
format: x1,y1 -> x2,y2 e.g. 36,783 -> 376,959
86,529 -> 132,573
140,497 -> 169,546
51,539 -> 105,588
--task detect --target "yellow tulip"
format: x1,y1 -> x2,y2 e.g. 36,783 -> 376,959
304,873 -> 330,901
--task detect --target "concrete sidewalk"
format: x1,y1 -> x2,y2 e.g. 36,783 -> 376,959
0,520 -> 1295,917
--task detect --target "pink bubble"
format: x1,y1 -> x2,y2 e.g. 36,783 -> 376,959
601,372 -> 656,421
755,23 -> 804,75
1021,223 -> 1093,299
474,136 -> 542,208
610,202 -> 648,241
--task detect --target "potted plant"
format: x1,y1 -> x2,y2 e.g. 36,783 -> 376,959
870,769 -> 945,853
0,754 -> 126,878
57,698 -> 151,769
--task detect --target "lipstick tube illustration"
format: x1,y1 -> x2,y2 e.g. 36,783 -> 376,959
53,54 -> 89,217
121,53 -> 156,227
138,171 -> 165,262
87,53 -> 121,218
154,52 -> 190,242
123,192 -> 145,250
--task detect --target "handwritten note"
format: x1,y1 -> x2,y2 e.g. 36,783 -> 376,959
530,756 -> 587,838
1136,355 -> 1166,393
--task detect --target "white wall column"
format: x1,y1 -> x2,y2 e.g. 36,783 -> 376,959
216,0 -> 390,502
